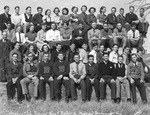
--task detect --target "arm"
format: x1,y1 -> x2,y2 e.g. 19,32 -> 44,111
69,64 -> 75,79
18,63 -> 23,78
127,64 -> 131,80
80,64 -> 86,79
23,63 -> 28,77
94,64 -> 98,79
140,63 -> 145,81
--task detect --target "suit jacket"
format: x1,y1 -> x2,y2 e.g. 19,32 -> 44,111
0,39 -> 12,59
0,13 -> 11,30
107,13 -> 117,28
87,14 -> 97,27
32,13 -> 43,26
72,28 -> 87,40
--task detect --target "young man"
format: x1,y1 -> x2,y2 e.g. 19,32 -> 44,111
109,44 -> 119,64
72,21 -> 87,49
113,23 -> 127,49
0,6 -> 11,30
127,23 -> 143,50
11,6 -> 22,26
38,53 -> 55,101
79,43 -> 88,64
115,55 -> 131,103
53,52 -> 70,102
6,53 -> 23,103
89,44 -> 99,63
20,53 -> 39,101
107,7 -> 117,30
117,8 -> 126,27
122,46 -> 131,66
9,42 -> 22,62
22,6 -> 33,34
86,55 -> 99,101
0,31 -> 12,82
97,44 -> 105,64
101,23 -> 114,49
127,53 -> 147,104
88,22 -> 101,50
98,53 -> 116,102
69,53 -> 86,102
32,7 -> 43,32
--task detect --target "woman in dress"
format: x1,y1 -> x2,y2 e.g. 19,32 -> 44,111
43,9 -> 52,30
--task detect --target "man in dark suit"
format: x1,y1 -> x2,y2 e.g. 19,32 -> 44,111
0,31 -> 12,82
0,6 -> 11,30
107,7 -> 117,30
32,7 -> 43,33
72,21 -> 87,49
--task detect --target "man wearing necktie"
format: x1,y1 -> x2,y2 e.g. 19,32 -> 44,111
115,55 -> 131,103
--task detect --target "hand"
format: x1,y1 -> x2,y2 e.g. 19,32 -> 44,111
111,79 -> 115,83
63,77 -> 69,81
77,78 -> 81,83
49,77 -> 54,81
28,75 -> 33,79
32,76 -> 37,80
130,78 -> 135,84
90,78 -> 94,84
117,77 -> 122,81
140,79 -> 144,83
145,67 -> 148,73
57,75 -> 63,80
40,76 -> 44,80
100,78 -> 105,83
73,78 -> 78,83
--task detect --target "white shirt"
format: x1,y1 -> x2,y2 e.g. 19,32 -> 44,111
51,14 -> 60,23
21,13 -> 31,24
11,14 -> 22,25
15,32 -> 26,43
46,29 -> 61,41
127,29 -> 140,40
89,49 -> 97,63
109,51 -> 118,64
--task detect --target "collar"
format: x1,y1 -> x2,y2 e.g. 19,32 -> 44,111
88,62 -> 94,66
103,60 -> 108,64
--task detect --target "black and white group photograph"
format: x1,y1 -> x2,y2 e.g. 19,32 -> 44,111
0,0 -> 150,114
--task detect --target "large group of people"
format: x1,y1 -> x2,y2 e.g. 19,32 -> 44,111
0,4 -> 149,104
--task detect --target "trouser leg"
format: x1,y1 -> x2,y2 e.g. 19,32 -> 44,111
6,82 -> 15,100
85,77 -> 92,100
94,78 -> 100,100
116,79 -> 121,98
107,79 -> 116,100
54,77 -> 62,100
80,79 -> 86,100
70,79 -> 77,100
20,78 -> 31,95
32,78 -> 39,97
122,37 -> 127,49
123,79 -> 131,99
39,80 -> 46,100
47,80 -> 55,100
130,81 -> 137,103
16,78 -> 24,101
62,79 -> 70,99
99,80 -> 106,99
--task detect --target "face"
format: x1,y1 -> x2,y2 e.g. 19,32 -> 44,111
70,44 -> 75,50
137,51 -> 142,57
38,8 -> 43,14
47,10 -> 51,15
73,7 -> 78,13
51,23 -> 56,30
42,25 -> 46,30
63,9 -> 67,15
99,45 -> 104,51
78,23 -> 83,29
117,23 -> 122,30
16,26 -> 21,32
111,8 -> 116,14
30,26 -> 34,32
43,45 -> 49,52
124,47 -> 130,54
103,54 -> 109,61
2,32 -> 7,39
74,55 -> 80,62
58,54 -> 64,61
92,22 -> 97,29
88,57 -> 94,64
120,9 -> 124,15
56,44 -> 62,51
81,6 -> 87,12
90,9 -> 95,14
102,7 -> 106,13
103,24 -> 108,30
43,54 -> 49,61
54,9 -> 59,14
131,55 -> 137,63
129,7 -> 134,13
28,54 -> 33,61
29,45 -> 34,51
113,45 -> 118,52
5,7 -> 9,13
118,57 -> 123,63
15,8 -> 20,14
93,45 -> 98,51
15,43 -> 20,50
82,44 -> 88,50
12,54 -> 18,62
140,9 -> 144,14
27,8 -> 32,14
7,24 -> 11,29
131,25 -> 136,31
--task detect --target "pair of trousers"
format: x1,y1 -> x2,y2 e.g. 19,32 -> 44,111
128,38 -> 143,49
70,79 -> 86,100
116,78 -> 131,99
20,77 -> 39,97
86,76 -> 99,100
101,38 -> 114,49
113,37 -> 127,48
39,78 -> 55,100
130,78 -> 147,103
54,77 -> 70,100
99,77 -> 116,100
6,78 -> 24,100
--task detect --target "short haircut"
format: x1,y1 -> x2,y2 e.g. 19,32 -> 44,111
82,42 -> 87,46
88,55 -> 94,59
15,6 -> 20,9
43,52 -> 50,56
100,6 -> 106,13
78,20 -> 83,25
37,7 -> 43,11
45,9 -> 51,15
71,6 -> 78,12
57,51 -> 64,56
100,44 -> 104,47
26,6 -> 31,10
4,6 -> 9,10
56,43 -> 62,46
62,21 -> 69,26
140,8 -> 145,11
89,7 -> 96,13
129,6 -> 134,9
93,43 -> 98,47
53,7 -> 60,13
120,8 -> 124,11
103,52 -> 109,56
74,53 -> 79,57
12,53 -> 18,57
62,7 -> 69,15
51,22 -> 57,26
111,7 -> 116,10
113,44 -> 118,47
118,55 -> 123,59
131,53 -> 137,57
81,5 -> 87,11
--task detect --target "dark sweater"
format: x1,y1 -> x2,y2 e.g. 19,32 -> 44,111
125,13 -> 138,24
32,13 -> 43,26
53,61 -> 69,77
65,49 -> 77,63
107,13 -> 117,27
98,61 -> 115,79
86,63 -> 98,79
38,60 -> 53,79
115,63 -> 125,77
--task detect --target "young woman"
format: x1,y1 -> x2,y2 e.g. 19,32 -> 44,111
60,8 -> 70,26
43,9 -> 52,30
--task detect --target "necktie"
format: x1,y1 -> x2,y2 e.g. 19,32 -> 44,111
133,31 -> 135,38
76,63 -> 79,74
19,32 -> 21,43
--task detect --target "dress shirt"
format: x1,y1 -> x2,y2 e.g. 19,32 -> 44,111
46,29 -> 61,41
51,14 -> 60,24
109,51 -> 118,64
11,14 -> 22,25
79,49 -> 88,63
